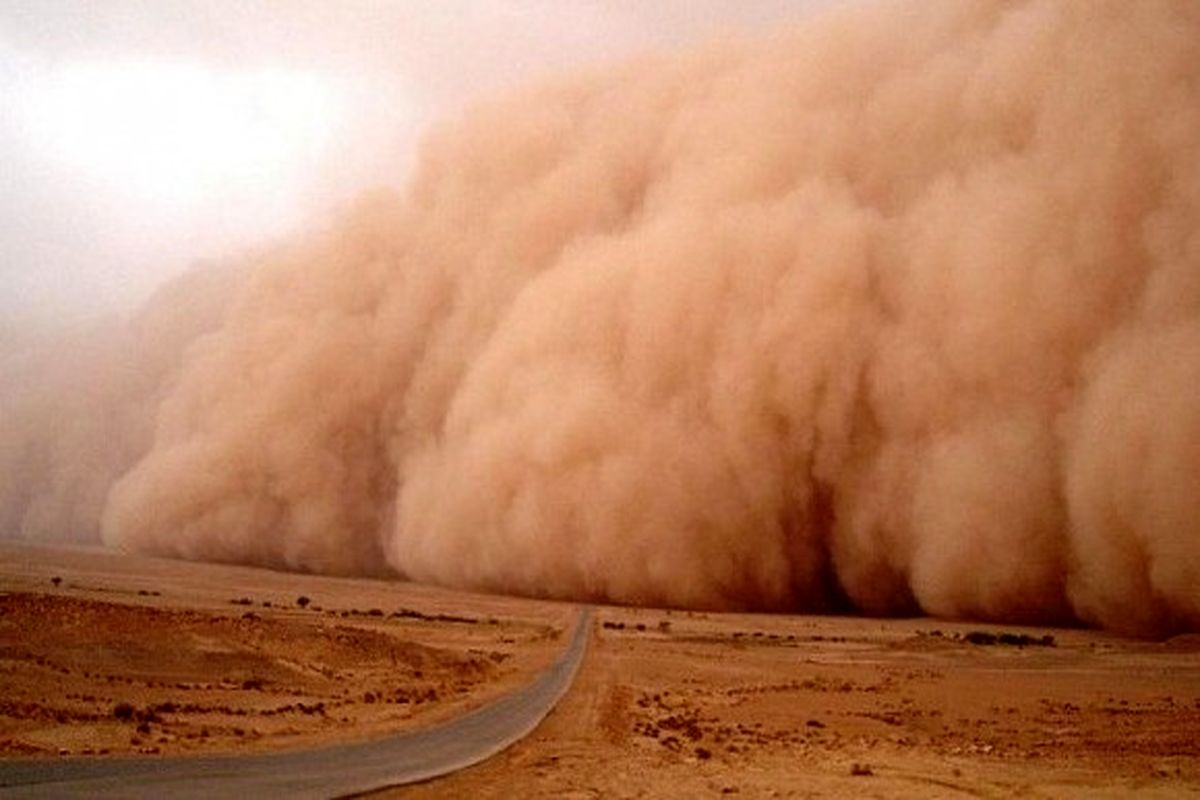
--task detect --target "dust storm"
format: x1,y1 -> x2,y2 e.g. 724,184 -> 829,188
2,0 -> 1197,636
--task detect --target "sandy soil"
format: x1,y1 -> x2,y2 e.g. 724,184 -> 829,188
3,543 -> 1198,797
385,607 -> 1200,798
0,543 -> 571,758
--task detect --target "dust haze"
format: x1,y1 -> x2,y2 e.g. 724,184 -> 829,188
2,0 -> 1197,637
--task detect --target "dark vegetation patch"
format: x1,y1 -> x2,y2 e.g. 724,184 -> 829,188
960,631 -> 1056,648
913,629 -> 1056,647
389,608 -> 477,625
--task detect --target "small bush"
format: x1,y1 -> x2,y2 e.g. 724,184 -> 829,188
961,631 -> 1057,647
963,631 -> 998,646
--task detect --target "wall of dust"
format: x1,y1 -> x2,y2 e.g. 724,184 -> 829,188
5,0 -> 1199,635
0,263 -> 239,543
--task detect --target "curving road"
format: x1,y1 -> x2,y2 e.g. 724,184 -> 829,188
0,607 -> 592,799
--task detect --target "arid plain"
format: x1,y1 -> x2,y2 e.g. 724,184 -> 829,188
1,543 -> 1197,798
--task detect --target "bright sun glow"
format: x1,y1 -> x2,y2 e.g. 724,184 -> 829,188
19,59 -> 344,212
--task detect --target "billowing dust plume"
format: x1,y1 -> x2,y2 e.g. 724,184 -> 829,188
4,0 -> 1199,636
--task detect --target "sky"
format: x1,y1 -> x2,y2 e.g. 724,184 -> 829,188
0,1 -> 832,327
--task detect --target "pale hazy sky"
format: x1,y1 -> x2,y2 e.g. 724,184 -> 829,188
0,1 -> 835,326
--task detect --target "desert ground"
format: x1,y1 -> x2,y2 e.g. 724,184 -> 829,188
0,542 -> 570,759
2,543 -> 1198,798
385,607 -> 1200,799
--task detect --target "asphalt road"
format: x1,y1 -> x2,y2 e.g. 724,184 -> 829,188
0,607 -> 592,799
